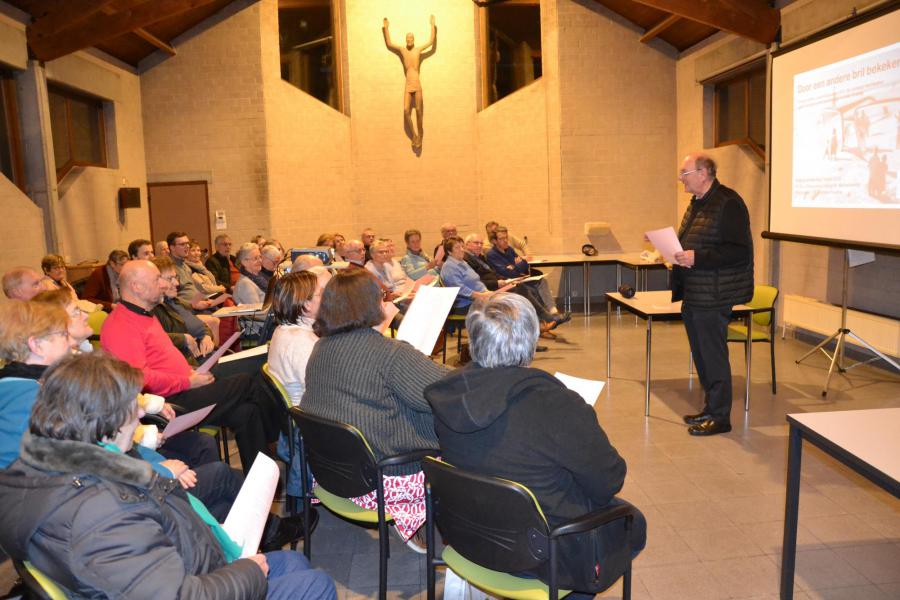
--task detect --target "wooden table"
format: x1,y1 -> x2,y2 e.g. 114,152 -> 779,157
530,253 -> 668,316
605,290 -> 756,416
780,409 -> 900,599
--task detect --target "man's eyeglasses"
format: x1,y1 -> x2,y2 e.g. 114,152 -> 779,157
679,168 -> 701,178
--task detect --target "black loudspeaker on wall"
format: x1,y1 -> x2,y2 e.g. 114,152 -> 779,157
118,187 -> 141,209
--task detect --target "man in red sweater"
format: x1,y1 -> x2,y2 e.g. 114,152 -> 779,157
101,260 -> 276,472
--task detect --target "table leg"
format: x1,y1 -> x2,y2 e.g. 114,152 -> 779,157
780,425 -> 803,600
564,269 -> 572,313
606,299 -> 612,379
745,314 -> 752,411
615,265 -> 621,317
583,262 -> 590,316
645,317 -> 652,417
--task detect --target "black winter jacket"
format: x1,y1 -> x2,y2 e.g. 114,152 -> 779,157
424,365 -> 634,592
0,433 -> 266,599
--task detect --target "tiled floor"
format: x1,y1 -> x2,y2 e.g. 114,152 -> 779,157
2,311 -> 898,598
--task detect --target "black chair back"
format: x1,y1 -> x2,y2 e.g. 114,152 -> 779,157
290,407 -> 378,499
422,457 -> 550,573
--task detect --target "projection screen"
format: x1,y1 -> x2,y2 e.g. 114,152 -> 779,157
769,6 -> 900,251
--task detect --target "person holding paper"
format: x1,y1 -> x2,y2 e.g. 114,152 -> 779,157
425,293 -> 645,593
486,227 -> 559,314
303,269 -> 449,552
152,256 -> 217,362
672,153 -> 754,436
0,353 -> 336,600
366,239 -> 414,302
439,236 -> 494,316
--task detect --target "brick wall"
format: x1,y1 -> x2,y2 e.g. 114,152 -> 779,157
141,2 -> 270,246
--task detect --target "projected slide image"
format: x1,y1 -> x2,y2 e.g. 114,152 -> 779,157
791,41 -> 900,209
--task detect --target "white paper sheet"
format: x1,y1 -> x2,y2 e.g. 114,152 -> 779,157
212,303 -> 263,318
196,330 -> 243,373
554,372 -> 605,406
218,343 -> 269,364
396,286 -> 460,355
162,404 -> 216,438
644,227 -> 683,264
222,452 -> 280,557
392,274 -> 436,304
376,301 -> 400,333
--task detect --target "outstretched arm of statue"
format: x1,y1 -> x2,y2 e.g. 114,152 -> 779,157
382,18 -> 400,51
418,15 -> 436,52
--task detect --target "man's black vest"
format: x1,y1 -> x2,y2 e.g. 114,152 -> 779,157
673,180 -> 754,309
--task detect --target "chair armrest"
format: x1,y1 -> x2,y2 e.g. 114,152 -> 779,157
377,448 -> 439,469
141,413 -> 169,428
549,501 -> 637,539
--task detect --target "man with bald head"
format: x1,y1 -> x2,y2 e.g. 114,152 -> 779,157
2,267 -> 43,300
672,153 -> 753,436
342,239 -> 367,268
101,261 -> 275,472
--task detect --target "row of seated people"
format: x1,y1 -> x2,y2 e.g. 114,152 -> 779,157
0,224 -> 643,598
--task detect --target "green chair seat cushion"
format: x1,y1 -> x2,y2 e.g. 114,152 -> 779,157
314,485 -> 393,524
727,324 -> 771,341
442,546 -> 571,600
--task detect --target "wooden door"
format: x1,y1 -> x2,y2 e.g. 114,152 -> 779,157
147,181 -> 212,252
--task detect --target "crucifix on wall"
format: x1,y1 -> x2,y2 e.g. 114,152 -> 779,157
382,15 -> 436,151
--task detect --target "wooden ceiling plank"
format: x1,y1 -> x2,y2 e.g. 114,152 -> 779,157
639,13 -> 681,43
29,0 -> 121,38
28,0 -> 221,62
628,0 -> 779,44
132,28 -> 176,56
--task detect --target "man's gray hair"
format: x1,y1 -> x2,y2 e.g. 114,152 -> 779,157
236,242 -> 259,264
467,293 -> 539,368
261,244 -> 282,260
464,233 -> 482,244
695,154 -> 717,178
214,234 -> 231,246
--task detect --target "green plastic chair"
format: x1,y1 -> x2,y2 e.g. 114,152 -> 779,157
86,309 -> 108,351
728,285 -> 779,394
13,560 -> 69,600
289,406 -> 436,600
423,457 -> 638,600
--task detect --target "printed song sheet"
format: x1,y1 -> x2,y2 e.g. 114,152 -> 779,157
222,453 -> 280,557
554,372 -> 606,406
396,286 -> 460,355
162,404 -> 216,438
644,227 -> 683,264
196,330 -> 243,373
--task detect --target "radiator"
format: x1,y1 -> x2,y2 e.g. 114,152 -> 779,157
782,295 -> 900,357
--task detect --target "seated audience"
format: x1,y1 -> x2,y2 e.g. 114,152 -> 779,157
101,260 -> 278,473
82,249 -> 129,310
425,293 -> 646,593
260,244 -> 284,286
439,236 -> 493,315
187,240 -> 228,296
315,233 -> 336,249
433,222 -> 457,266
155,240 -> 170,257
366,238 -> 413,301
39,254 -> 74,293
128,238 -> 155,260
206,234 -> 239,291
251,234 -> 268,248
485,220 -> 529,256
234,242 -> 267,305
268,268 -> 331,406
292,254 -> 324,272
341,239 -> 367,267
0,352 -> 336,600
31,289 -> 95,353
302,269 -> 449,551
332,233 -> 346,260
2,267 -> 43,300
168,231 -> 218,311
152,257 -> 217,362
361,228 -> 376,262
399,229 -> 437,281
488,226 -> 558,313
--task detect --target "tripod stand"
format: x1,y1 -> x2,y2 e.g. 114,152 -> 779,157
795,249 -> 900,396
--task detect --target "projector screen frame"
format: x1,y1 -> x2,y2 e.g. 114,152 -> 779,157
764,1 -> 900,253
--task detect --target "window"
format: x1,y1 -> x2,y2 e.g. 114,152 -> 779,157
482,1 -> 542,108
0,70 -> 25,190
713,62 -> 766,157
47,84 -> 106,179
278,0 -> 342,112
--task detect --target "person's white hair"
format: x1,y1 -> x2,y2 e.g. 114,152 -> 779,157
292,255 -> 324,272
261,244 -> 282,260
236,242 -> 259,264
466,293 -> 539,368
464,233 -> 482,244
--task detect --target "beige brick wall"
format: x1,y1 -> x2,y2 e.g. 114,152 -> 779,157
141,2 -> 270,246
557,0 -> 677,254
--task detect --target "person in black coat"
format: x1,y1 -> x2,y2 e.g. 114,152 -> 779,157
424,293 -> 645,593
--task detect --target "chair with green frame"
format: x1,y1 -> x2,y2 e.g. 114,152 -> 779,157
11,559 -> 69,600
260,363 -> 303,530
727,285 -> 779,394
422,457 -> 639,600
289,406 -> 437,600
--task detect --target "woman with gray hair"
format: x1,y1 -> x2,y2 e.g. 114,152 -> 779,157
425,293 -> 646,594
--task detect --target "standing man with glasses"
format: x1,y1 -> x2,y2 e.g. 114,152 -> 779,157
672,153 -> 754,436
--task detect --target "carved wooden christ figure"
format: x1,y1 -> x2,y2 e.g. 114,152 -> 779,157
382,15 -> 436,149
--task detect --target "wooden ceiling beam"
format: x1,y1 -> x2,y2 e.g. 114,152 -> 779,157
133,28 -> 176,56
28,0 -> 121,39
639,14 -> 681,44
628,0 -> 779,45
27,0 -> 221,62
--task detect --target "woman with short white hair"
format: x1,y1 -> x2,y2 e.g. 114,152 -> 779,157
425,293 -> 647,594
233,242 -> 266,306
